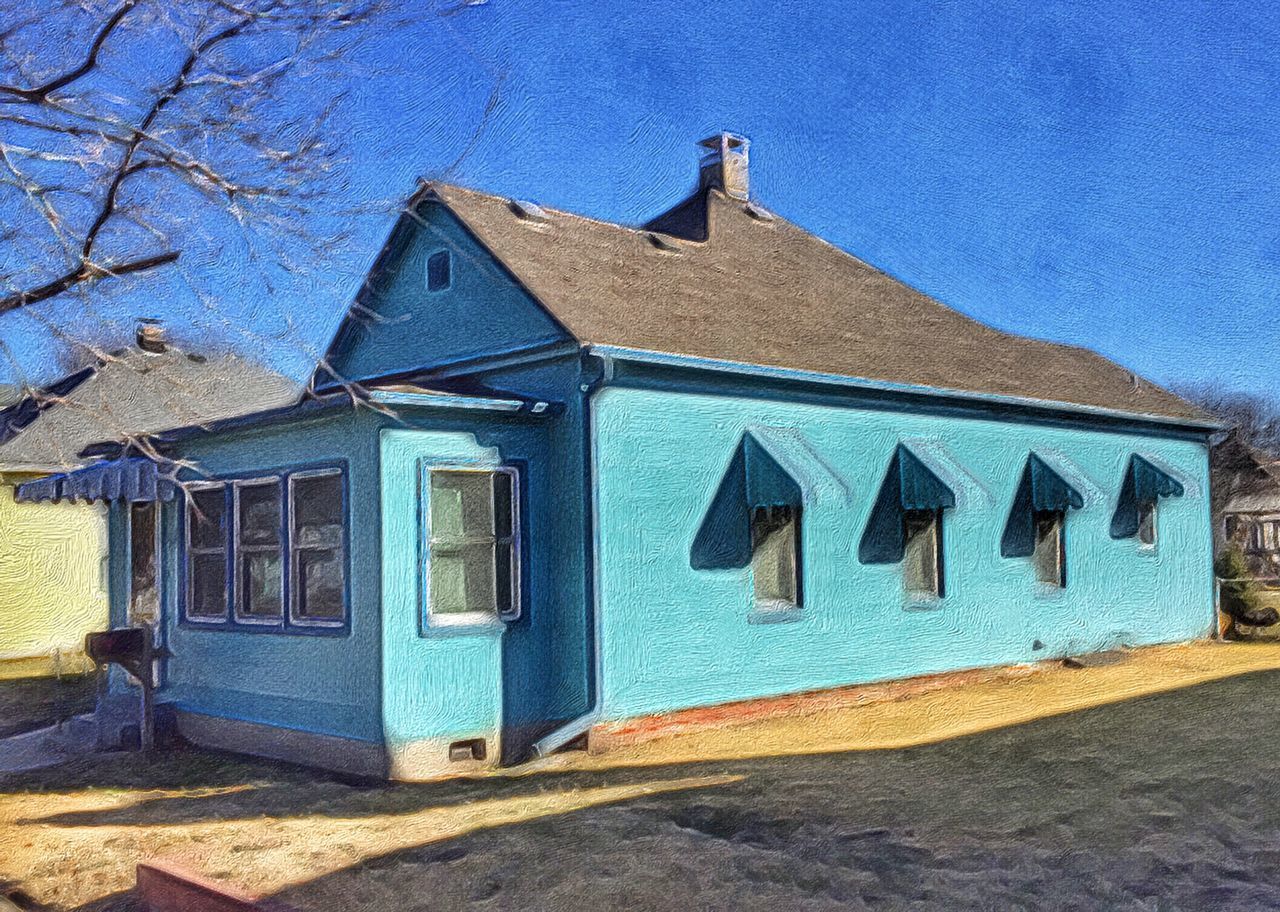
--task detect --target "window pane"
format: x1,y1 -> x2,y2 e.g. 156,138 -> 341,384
189,487 -> 226,548
240,550 -> 283,618
130,502 -> 158,624
238,482 -> 281,546
1033,511 -> 1065,587
430,543 -> 497,614
297,548 -> 344,620
1137,503 -> 1157,546
493,471 -> 514,538
293,473 -> 343,548
751,506 -> 799,606
427,250 -> 450,291
430,471 -> 494,541
903,510 -> 940,597
190,552 -> 226,618
495,543 -> 514,615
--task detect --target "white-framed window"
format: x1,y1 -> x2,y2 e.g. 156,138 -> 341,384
750,505 -> 800,609
423,466 -> 520,625
1033,510 -> 1066,588
903,508 -> 944,598
233,477 -> 284,624
186,483 -> 229,622
289,470 -> 346,625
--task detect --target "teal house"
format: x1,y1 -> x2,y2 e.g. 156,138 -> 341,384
21,134 -> 1218,779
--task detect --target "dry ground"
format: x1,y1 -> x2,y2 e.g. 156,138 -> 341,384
3,641 -> 1280,911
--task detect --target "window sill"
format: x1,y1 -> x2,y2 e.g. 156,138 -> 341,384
903,594 -> 944,612
421,612 -> 506,637
748,602 -> 805,625
1033,582 -> 1067,600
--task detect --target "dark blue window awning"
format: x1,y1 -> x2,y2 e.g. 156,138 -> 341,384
1110,454 -> 1184,539
691,433 -> 802,570
15,456 -> 181,505
858,445 -> 956,564
1001,454 -> 1084,558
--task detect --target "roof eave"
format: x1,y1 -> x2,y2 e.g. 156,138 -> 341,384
587,345 -> 1222,434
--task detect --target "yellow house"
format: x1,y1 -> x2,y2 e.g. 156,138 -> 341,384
0,332 -> 298,679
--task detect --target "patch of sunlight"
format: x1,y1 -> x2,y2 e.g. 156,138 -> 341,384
537,641 -> 1280,771
1,773 -> 742,906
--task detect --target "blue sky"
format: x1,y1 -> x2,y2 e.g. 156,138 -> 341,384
2,0 -> 1277,400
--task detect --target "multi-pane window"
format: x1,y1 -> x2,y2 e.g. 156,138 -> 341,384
426,469 -> 519,620
1033,510 -> 1066,587
750,505 -> 800,608
290,471 -> 345,623
187,486 -> 229,620
426,250 -> 451,292
184,469 -> 348,629
235,480 -> 284,622
902,509 -> 944,598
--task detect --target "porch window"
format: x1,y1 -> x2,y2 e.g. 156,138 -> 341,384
129,502 -> 159,626
290,470 -> 346,624
186,485 -> 229,620
234,479 -> 284,623
1033,510 -> 1066,587
750,505 -> 800,608
903,508 -> 944,598
426,468 -> 519,622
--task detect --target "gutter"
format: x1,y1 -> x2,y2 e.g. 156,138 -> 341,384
531,352 -> 613,758
587,345 -> 1222,433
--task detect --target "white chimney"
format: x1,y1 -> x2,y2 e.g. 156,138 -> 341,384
698,132 -> 750,200
135,318 -> 167,354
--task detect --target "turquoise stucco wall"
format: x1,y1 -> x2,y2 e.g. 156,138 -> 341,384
378,389 -> 591,761
156,409 -> 385,742
592,384 -> 1215,721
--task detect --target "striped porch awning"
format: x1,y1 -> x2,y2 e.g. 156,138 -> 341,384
15,456 -> 180,504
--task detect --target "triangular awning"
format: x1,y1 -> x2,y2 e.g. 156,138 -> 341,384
858,445 -> 957,564
15,456 -> 181,505
691,433 -> 802,570
1001,454 -> 1084,558
1110,454 -> 1185,538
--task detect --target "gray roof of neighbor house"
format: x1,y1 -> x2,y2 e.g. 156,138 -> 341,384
0,347 -> 303,472
425,182 -> 1207,425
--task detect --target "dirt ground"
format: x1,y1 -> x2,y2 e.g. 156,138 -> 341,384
4,641 -> 1280,911
0,674 -> 96,739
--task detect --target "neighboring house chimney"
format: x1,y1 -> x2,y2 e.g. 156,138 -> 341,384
135,318 -> 167,354
698,132 -> 750,200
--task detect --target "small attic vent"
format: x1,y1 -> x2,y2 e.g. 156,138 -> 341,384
508,199 -> 548,222
744,202 -> 775,222
646,232 -> 682,253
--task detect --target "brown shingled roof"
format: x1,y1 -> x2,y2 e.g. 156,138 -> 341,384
427,183 -> 1207,424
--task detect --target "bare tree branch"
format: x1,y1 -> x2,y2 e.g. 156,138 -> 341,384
0,1 -> 138,104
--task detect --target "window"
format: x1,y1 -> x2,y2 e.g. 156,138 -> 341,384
186,485 -> 228,620
129,502 -> 159,626
1136,500 -> 1157,547
1033,510 -> 1066,587
290,471 -> 345,624
235,480 -> 283,622
426,250 -> 451,292
750,505 -> 800,608
183,467 -> 349,631
902,509 -> 943,598
426,468 -> 518,620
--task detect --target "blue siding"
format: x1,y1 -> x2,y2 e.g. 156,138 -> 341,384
325,200 -> 571,386
158,409 -> 385,742
592,385 -> 1215,721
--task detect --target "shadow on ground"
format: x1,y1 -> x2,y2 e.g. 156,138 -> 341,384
9,670 -> 1280,911
0,675 -> 95,739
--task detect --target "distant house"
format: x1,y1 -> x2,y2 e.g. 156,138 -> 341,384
21,133 -> 1219,780
1,328 -> 299,677
1211,431 -> 1280,577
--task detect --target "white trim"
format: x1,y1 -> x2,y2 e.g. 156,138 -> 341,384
368,390 -> 529,412
588,344 -> 1219,431
287,469 -> 348,628
231,476 -> 285,626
